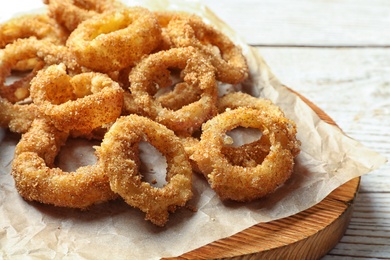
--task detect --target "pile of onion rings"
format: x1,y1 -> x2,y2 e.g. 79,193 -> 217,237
0,0 -> 300,227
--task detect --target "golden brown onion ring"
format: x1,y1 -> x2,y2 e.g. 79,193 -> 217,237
0,13 -> 68,48
66,7 -> 162,72
153,11 -> 192,51
30,63 -> 123,134
97,114 -> 193,227
128,46 -> 218,135
0,37 -> 83,103
218,92 -> 301,157
11,118 -> 117,208
0,38 -> 46,103
44,0 -> 125,32
191,107 -> 300,202
167,15 -> 249,84
180,92 -> 300,173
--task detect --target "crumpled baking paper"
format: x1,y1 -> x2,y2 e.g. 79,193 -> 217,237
0,0 -> 387,259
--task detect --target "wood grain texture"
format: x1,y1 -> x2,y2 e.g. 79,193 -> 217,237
1,0 -> 388,258
199,0 -> 390,46
197,0 -> 390,258
254,29 -> 390,260
258,47 -> 390,193
175,180 -> 360,259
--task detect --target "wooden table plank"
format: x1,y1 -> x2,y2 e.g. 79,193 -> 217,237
255,46 -> 390,259
199,0 -> 390,46
1,0 -> 389,258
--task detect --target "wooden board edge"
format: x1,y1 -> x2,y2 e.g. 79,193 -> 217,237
168,88 -> 360,259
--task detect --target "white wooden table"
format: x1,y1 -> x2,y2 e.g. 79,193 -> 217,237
200,0 -> 390,258
0,0 -> 388,258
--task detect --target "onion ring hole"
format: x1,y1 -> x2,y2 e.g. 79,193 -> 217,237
55,138 -> 100,172
154,68 -> 202,111
2,67 -> 36,102
224,127 -> 263,148
152,68 -> 181,99
138,141 -> 168,188
222,127 -> 270,167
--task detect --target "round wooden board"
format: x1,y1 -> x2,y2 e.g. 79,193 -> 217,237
168,88 -> 361,259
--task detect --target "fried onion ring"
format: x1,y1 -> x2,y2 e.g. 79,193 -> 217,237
153,11 -> 192,51
0,13 -> 68,48
218,92 -> 301,157
44,0 -> 125,32
11,118 -> 117,208
0,38 -> 72,133
0,37 -> 83,103
66,7 -> 162,72
167,15 -> 249,84
191,107 -> 299,201
0,38 -> 47,103
97,114 -> 193,226
181,92 -> 300,174
128,46 -> 218,135
30,63 -> 123,134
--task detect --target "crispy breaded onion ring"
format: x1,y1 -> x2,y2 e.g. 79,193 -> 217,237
44,0 -> 125,32
153,11 -> 192,51
0,38 -> 48,103
167,15 -> 249,84
66,7 -> 162,72
218,92 -> 285,116
11,118 -> 117,208
218,92 -> 301,157
97,114 -> 193,226
181,92 -> 300,174
191,107 -> 300,202
0,13 -> 68,48
128,47 -> 218,135
30,63 -> 123,134
0,37 -> 82,103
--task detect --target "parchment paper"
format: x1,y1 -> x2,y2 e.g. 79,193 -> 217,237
0,1 -> 387,259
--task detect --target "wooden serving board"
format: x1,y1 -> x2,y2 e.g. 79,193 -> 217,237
168,89 -> 361,259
